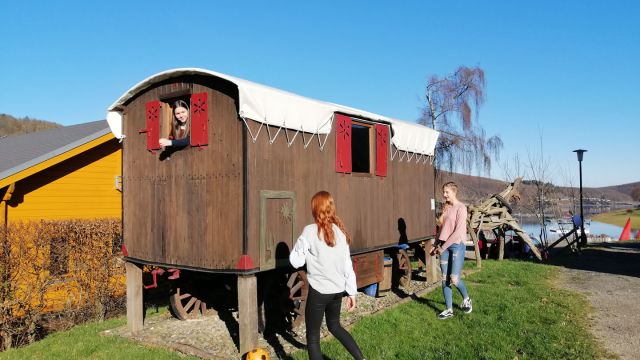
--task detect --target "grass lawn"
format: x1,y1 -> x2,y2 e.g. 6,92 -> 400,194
592,208 -> 640,228
292,260 -> 608,360
1,260 -> 607,360
0,308 -> 199,360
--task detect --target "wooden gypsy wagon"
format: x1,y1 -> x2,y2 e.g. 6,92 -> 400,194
106,68 -> 440,353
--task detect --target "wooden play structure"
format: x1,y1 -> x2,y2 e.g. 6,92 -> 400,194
466,178 -> 543,267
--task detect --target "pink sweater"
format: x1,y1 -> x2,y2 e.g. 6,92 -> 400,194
438,202 -> 468,251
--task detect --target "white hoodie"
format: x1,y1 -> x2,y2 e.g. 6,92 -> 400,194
289,223 -> 357,296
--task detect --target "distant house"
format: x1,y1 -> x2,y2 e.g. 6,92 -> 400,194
0,120 -> 121,223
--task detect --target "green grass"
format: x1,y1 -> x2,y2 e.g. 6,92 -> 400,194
1,261 -> 608,360
292,260 -> 608,360
0,307 -> 199,360
592,208 -> 640,228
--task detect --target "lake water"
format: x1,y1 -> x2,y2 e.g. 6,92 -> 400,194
518,220 -> 636,242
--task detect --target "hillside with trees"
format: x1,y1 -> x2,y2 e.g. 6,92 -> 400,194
600,182 -> 640,201
436,170 -> 636,213
0,114 -> 62,137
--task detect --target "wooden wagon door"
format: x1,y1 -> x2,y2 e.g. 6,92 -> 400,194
259,190 -> 296,271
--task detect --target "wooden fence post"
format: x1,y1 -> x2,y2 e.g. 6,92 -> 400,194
126,262 -> 143,333
238,274 -> 258,355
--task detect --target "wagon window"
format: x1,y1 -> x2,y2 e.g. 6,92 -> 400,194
157,93 -> 208,150
335,115 -> 374,174
351,123 -> 371,173
160,96 -> 190,143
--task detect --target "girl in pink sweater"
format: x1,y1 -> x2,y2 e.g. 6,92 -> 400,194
430,182 -> 472,319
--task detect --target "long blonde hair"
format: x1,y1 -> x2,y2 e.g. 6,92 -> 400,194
437,182 -> 459,225
311,191 -> 352,247
171,100 -> 190,140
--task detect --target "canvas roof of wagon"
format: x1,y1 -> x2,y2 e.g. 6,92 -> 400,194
0,120 -> 113,189
106,68 -> 439,157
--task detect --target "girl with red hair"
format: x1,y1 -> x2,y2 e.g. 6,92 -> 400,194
290,191 -> 365,360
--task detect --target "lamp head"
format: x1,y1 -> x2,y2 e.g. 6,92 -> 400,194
573,149 -> 587,162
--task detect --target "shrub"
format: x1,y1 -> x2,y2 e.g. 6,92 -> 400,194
0,219 -> 123,351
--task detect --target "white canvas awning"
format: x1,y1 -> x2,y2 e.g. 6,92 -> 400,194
107,68 -> 440,156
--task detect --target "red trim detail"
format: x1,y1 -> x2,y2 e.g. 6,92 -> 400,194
167,268 -> 180,280
190,92 -> 209,147
236,255 -> 255,270
375,124 -> 388,177
144,268 -> 165,289
145,101 -> 161,151
335,114 -> 352,173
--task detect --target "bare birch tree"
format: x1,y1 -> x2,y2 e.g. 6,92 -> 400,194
522,132 -> 557,247
420,66 -> 503,175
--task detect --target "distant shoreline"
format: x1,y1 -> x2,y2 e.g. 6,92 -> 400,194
591,208 -> 640,228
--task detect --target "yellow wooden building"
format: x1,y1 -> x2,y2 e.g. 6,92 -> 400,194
0,120 -> 121,223
0,120 -> 123,314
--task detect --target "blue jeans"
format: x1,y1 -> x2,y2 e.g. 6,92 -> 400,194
440,242 -> 469,310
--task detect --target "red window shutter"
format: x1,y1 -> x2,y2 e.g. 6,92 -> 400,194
335,114 -> 352,173
375,124 -> 389,177
190,92 -> 208,147
145,100 -> 161,151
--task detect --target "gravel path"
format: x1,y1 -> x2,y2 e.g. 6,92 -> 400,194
551,242 -> 640,360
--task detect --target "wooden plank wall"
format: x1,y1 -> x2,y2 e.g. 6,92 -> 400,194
247,122 -> 436,266
122,76 -> 244,270
123,75 -> 436,271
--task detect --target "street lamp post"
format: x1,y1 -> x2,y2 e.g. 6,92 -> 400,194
573,149 -> 587,247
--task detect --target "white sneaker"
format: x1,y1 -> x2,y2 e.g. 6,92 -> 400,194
437,309 -> 454,319
461,297 -> 472,313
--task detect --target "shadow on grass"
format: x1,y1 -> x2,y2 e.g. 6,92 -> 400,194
546,241 -> 640,278
409,293 -> 445,313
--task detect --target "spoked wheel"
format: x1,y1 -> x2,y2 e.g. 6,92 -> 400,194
284,270 -> 308,329
170,286 -> 207,320
395,249 -> 412,287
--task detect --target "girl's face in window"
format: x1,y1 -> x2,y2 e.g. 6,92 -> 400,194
174,106 -> 189,123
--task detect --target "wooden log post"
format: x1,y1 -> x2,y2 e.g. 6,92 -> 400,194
495,228 -> 505,260
126,261 -> 143,333
425,239 -> 441,283
238,274 -> 258,355
468,229 -> 482,269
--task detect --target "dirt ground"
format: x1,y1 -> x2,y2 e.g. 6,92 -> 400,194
105,270 -> 444,360
549,241 -> 640,360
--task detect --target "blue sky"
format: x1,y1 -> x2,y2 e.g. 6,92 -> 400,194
1,1 -> 638,187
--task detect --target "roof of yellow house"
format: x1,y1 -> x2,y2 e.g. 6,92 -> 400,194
0,120 -> 114,188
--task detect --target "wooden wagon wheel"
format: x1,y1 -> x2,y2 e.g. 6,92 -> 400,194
170,286 -> 207,320
396,249 -> 412,287
284,270 -> 308,329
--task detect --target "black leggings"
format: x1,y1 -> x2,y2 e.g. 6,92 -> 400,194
305,286 -> 364,360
